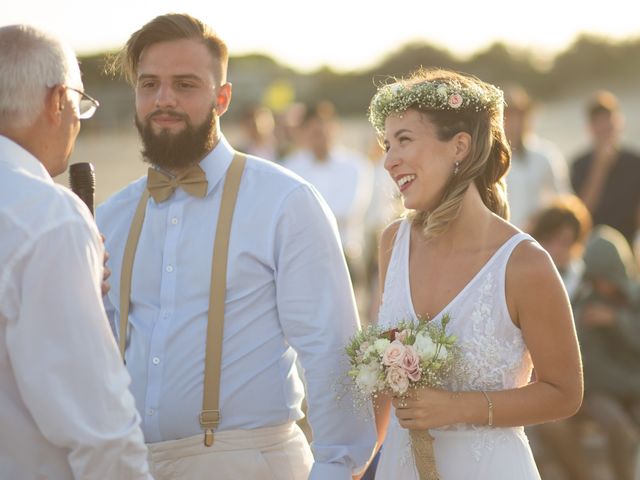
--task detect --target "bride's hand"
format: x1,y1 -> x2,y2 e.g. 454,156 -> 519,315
392,388 -> 459,430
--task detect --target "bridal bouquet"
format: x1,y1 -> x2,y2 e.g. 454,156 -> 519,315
346,314 -> 460,480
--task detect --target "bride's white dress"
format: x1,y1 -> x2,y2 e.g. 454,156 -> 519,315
375,219 -> 541,479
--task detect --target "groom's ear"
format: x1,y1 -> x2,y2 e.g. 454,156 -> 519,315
215,83 -> 232,116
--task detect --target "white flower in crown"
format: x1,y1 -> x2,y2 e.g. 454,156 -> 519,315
448,93 -> 463,108
436,84 -> 448,99
390,83 -> 402,94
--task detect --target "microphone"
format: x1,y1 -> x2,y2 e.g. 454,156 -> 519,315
69,162 -> 95,216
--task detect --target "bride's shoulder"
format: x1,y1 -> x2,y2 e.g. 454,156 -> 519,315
488,214 -> 556,283
507,235 -> 558,286
380,218 -> 404,251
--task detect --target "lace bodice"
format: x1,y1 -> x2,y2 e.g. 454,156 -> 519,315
378,219 -> 533,395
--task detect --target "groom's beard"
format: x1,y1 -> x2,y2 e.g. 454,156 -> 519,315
135,107 -> 217,170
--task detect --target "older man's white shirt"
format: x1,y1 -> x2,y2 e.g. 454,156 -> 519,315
0,135 -> 151,480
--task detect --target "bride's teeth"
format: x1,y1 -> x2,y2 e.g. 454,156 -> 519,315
398,175 -> 415,187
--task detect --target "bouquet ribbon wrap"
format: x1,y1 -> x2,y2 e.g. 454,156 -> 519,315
410,429 -> 439,479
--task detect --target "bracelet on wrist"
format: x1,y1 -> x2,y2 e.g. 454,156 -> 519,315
481,390 -> 493,426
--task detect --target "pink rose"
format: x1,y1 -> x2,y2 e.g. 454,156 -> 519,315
386,366 -> 410,395
382,340 -> 406,367
401,345 -> 422,382
448,93 -> 463,108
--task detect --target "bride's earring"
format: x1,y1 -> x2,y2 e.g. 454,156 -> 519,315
453,161 -> 460,176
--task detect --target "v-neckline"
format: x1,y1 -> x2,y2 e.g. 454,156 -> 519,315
404,224 -> 523,323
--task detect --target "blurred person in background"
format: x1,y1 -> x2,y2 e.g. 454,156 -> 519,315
283,100 -> 373,289
503,84 -> 570,230
574,225 -> 640,480
0,24 -> 151,479
97,13 -> 375,480
571,91 -> 640,247
529,194 -> 592,299
237,103 -> 278,161
527,195 -> 593,480
272,101 -> 306,162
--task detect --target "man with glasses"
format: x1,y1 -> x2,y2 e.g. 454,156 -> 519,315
0,24 -> 151,479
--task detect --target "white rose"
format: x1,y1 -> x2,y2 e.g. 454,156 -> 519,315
437,84 -> 448,99
373,338 -> 391,355
414,333 -> 437,360
364,344 -> 378,357
355,362 -> 381,395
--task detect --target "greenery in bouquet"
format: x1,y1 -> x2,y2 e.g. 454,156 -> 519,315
346,314 -> 459,400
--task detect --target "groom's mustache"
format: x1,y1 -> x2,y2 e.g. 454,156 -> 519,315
145,109 -> 189,122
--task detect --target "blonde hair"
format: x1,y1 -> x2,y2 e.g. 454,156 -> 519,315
377,69 -> 510,239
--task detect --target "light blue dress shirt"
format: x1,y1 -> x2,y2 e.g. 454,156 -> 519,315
97,135 -> 376,478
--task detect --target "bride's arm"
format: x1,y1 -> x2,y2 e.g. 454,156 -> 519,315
493,239 -> 583,425
394,240 -> 583,429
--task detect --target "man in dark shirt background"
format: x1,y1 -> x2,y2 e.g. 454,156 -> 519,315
571,91 -> 640,247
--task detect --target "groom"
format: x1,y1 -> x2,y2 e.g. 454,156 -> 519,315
97,13 -> 375,480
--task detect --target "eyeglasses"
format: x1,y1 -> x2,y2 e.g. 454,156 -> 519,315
65,86 -> 100,119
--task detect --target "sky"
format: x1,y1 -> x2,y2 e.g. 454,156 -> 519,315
3,0 -> 639,72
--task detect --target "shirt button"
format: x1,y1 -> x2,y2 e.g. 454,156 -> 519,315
147,409 -> 155,416
152,357 -> 160,365
166,265 -> 174,273
170,217 -> 179,225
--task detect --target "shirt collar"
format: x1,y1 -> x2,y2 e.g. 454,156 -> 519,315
0,135 -> 52,183
199,134 -> 234,196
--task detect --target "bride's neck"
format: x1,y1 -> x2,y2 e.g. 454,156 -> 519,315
425,185 -> 495,251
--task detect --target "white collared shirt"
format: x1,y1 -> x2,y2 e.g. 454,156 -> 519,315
0,135 -> 151,479
97,135 -> 376,479
283,147 -> 373,257
506,135 -> 570,229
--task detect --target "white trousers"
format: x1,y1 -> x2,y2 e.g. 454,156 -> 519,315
146,422 -> 313,480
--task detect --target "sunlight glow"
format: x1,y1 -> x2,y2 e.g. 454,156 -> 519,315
3,0 -> 639,72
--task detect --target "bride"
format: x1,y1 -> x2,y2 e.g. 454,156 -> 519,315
368,68 -> 583,479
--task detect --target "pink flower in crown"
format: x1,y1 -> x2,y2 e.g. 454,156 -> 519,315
382,340 -> 406,367
401,345 -> 422,382
448,93 -> 463,108
386,365 -> 410,395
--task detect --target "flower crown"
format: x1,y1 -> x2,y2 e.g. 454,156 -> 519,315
368,78 -> 504,133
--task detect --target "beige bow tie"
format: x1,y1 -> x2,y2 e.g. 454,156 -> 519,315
147,164 -> 208,203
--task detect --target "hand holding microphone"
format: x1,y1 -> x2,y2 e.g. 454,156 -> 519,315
69,162 -> 110,295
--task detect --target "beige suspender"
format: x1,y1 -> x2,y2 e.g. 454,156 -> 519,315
119,188 -> 150,358
118,153 -> 246,447
200,154 -> 245,446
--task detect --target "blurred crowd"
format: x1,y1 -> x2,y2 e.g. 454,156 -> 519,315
234,88 -> 640,480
